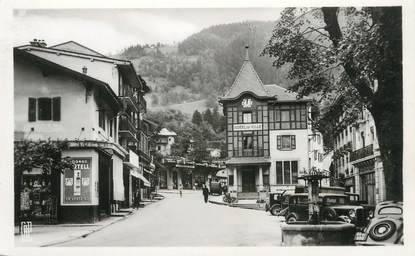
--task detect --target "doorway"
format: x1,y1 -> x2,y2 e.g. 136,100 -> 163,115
361,172 -> 376,205
242,170 -> 256,192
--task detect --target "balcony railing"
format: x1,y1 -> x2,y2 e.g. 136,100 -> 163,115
119,115 -> 138,139
230,148 -> 268,157
350,144 -> 373,162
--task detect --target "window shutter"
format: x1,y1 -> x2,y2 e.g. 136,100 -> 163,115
291,135 -> 296,149
277,135 -> 281,150
28,98 -> 36,122
52,97 -> 61,121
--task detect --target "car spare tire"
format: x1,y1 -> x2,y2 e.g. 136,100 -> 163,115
369,220 -> 397,241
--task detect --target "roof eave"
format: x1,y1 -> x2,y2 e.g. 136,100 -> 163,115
14,48 -> 122,111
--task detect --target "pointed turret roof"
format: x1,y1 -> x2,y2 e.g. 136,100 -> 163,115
220,46 -> 271,101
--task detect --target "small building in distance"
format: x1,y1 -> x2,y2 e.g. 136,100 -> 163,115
154,128 -> 177,157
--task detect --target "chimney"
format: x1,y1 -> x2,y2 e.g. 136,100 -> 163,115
244,45 -> 250,61
82,66 -> 88,74
29,39 -> 47,47
39,39 -> 47,47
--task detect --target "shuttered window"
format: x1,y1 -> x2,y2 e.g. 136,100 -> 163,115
28,98 -> 36,122
277,135 -> 296,150
52,97 -> 61,121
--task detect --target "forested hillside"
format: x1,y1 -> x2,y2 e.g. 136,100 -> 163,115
115,21 -> 294,109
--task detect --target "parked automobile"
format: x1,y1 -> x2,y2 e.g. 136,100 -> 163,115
354,201 -> 403,245
283,193 -> 367,227
265,191 -> 287,216
209,182 -> 222,195
345,192 -> 375,225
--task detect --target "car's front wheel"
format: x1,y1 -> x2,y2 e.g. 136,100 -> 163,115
286,213 -> 298,223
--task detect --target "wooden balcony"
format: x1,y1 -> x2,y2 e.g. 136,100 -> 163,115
119,115 -> 138,141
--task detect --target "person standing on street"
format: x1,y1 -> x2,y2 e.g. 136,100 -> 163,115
179,183 -> 183,198
202,184 -> 209,203
134,189 -> 141,210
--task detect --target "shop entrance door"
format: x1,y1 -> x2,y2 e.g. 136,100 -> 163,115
182,170 -> 193,189
361,172 -> 376,205
242,171 -> 256,192
99,154 -> 111,217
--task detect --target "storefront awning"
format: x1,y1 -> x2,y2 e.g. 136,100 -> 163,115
130,169 -> 150,187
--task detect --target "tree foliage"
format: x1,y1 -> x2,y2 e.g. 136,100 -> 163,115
14,139 -> 74,175
263,7 -> 402,200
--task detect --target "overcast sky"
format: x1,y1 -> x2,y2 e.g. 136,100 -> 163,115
13,8 -> 282,55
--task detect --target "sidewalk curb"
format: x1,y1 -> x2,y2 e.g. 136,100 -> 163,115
208,199 -> 229,206
41,198 -> 163,247
40,211 -> 134,247
209,199 -> 266,211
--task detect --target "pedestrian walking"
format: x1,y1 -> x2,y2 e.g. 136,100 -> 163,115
179,183 -> 183,198
202,184 -> 209,203
134,190 -> 141,210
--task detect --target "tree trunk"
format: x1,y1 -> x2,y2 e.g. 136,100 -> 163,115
369,7 -> 403,201
371,105 -> 402,201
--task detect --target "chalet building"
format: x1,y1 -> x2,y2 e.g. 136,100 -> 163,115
154,128 -> 177,157
14,40 -> 151,223
331,107 -> 385,205
219,47 -> 328,197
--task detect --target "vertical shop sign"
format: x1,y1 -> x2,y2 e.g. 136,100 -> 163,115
62,158 -> 92,205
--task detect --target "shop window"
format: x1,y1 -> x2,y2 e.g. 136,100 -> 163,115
276,161 -> 298,184
277,135 -> 296,150
243,112 -> 252,123
276,162 -> 283,184
28,97 -> 61,121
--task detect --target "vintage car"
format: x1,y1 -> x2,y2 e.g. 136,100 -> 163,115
265,191 -> 287,216
209,182 -> 222,195
354,201 -> 403,245
283,193 -> 367,227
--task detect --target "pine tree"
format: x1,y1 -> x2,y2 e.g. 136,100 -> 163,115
203,109 -> 213,125
191,110 -> 203,126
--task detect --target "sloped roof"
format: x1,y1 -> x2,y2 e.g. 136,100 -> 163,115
14,48 -> 121,111
158,128 -> 177,136
50,41 -> 106,57
264,84 -> 305,101
220,49 -> 270,101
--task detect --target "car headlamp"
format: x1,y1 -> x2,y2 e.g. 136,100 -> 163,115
348,209 -> 356,218
368,210 -> 374,218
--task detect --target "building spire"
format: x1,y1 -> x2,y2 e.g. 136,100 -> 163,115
244,45 -> 250,61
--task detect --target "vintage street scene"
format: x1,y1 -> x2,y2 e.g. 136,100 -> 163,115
12,6 -> 403,247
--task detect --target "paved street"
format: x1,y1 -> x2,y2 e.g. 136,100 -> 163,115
56,190 -> 282,246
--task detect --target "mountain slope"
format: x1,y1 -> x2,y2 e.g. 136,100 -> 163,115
115,21 -> 295,110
